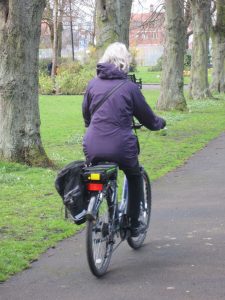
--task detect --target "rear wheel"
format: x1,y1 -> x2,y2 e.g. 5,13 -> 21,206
127,169 -> 151,249
86,194 -> 114,277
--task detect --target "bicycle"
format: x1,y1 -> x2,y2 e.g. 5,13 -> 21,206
82,124 -> 151,277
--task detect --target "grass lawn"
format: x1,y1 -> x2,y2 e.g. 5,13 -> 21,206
0,91 -> 225,281
135,66 -> 212,85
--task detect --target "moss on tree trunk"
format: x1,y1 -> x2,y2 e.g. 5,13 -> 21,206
210,0 -> 225,93
156,0 -> 187,111
95,0 -> 132,57
189,0 -> 211,99
0,0 -> 52,167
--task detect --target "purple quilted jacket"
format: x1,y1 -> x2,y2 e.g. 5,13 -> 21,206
82,63 -> 165,168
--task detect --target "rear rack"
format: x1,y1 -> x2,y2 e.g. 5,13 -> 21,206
83,163 -> 118,183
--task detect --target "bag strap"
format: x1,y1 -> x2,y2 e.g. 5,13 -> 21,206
132,117 -> 140,154
91,80 -> 127,117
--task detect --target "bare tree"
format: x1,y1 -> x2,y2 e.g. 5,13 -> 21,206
42,0 -> 66,59
71,0 -> 96,45
42,0 -> 54,45
43,0 -> 95,60
0,0 -> 51,166
189,0 -> 212,99
131,1 -> 192,50
210,0 -> 225,93
156,0 -> 187,111
52,0 -> 59,77
57,0 -> 66,57
184,0 -> 192,49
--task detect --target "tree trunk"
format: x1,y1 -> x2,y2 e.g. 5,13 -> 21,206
69,0 -> 75,61
156,0 -> 187,111
95,0 -> 132,55
184,0 -> 192,50
57,18 -> 63,58
57,0 -> 65,59
91,1 -> 97,45
210,0 -> 225,93
0,0 -> 51,166
43,0 -> 54,46
189,0 -> 211,99
51,0 -> 58,77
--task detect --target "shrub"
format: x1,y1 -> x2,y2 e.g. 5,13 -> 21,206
184,53 -> 192,70
55,68 -> 94,95
39,58 -> 52,75
39,73 -> 54,95
58,61 -> 83,75
147,56 -> 163,72
39,59 -> 96,95
129,47 -> 138,72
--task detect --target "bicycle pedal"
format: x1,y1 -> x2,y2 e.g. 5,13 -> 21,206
120,227 -> 128,240
86,212 -> 96,221
109,238 -> 116,244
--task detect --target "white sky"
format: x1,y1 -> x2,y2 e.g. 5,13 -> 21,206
132,0 -> 164,13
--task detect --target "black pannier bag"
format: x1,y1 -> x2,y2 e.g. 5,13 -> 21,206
55,160 -> 87,225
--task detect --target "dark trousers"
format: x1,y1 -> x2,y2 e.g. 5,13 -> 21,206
122,163 -> 144,227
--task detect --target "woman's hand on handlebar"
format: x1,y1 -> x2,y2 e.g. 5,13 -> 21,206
160,119 -> 167,135
132,122 -> 143,130
132,119 -> 167,132
162,118 -> 166,129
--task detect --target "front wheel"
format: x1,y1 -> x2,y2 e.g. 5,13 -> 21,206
127,169 -> 151,249
86,194 -> 114,277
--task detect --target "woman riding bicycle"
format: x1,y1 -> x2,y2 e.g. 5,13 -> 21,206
82,42 -> 166,237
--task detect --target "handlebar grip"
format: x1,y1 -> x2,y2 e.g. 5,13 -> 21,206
132,123 -> 143,129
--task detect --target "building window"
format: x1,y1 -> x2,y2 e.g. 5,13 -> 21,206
152,32 -> 158,39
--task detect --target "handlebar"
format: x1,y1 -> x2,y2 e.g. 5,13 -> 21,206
132,123 -> 143,130
132,124 -> 168,131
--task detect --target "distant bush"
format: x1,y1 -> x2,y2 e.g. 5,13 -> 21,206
55,68 -> 94,95
55,61 -> 95,95
147,56 -> 163,72
184,53 -> 191,69
39,60 -> 96,95
39,58 -> 52,75
129,47 -> 138,72
58,61 -> 83,74
39,73 -> 54,95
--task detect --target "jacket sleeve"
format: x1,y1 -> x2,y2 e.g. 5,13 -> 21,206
131,85 -> 166,131
82,84 -> 92,128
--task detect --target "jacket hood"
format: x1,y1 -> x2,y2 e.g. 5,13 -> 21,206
96,63 -> 127,80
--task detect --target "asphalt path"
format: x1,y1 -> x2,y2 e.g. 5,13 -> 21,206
1,132 -> 225,300
142,83 -> 188,90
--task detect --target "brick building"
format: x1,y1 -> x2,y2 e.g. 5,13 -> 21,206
129,9 -> 165,66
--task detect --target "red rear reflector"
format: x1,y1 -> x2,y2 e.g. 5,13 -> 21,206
87,183 -> 103,191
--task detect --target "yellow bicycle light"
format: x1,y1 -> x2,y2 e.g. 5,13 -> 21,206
88,173 -> 101,181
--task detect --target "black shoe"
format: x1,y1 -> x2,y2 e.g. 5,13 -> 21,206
130,226 -> 140,237
130,222 -> 147,237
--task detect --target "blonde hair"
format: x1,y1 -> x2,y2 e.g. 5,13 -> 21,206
99,42 -> 132,73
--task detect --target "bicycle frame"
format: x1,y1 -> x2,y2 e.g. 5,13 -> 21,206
86,166 -> 145,231
86,172 -> 128,237
86,177 -> 118,221
85,163 -> 151,277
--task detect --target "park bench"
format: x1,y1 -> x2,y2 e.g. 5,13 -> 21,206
128,74 -> 142,89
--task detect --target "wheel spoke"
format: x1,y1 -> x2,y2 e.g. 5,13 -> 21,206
127,170 -> 151,249
86,193 -> 114,277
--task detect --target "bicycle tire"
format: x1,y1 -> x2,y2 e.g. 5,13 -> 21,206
127,169 -> 151,249
86,194 -> 114,277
